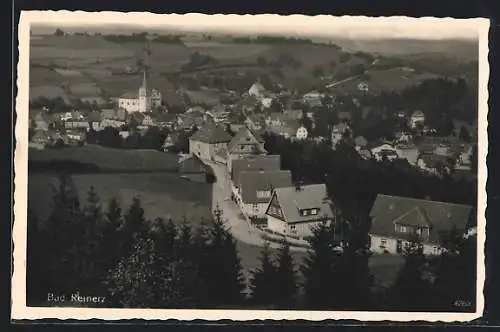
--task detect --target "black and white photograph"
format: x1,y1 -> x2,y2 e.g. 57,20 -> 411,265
13,12 -> 488,321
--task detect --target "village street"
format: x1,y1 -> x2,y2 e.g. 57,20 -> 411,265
207,161 -> 308,252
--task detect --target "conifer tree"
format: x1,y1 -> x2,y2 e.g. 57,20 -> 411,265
301,220 -> 342,309
196,206 -> 246,307
386,237 -> 434,310
274,240 -> 298,308
431,227 -> 476,311
249,242 -> 277,306
26,208 -> 49,303
121,197 -> 149,255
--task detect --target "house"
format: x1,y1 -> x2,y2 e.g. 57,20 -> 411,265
337,111 -> 352,124
101,118 -> 126,129
409,110 -> 425,129
32,110 -> 55,131
178,154 -> 211,183
331,123 -> 351,149
353,136 -> 368,152
142,114 -> 155,126
283,109 -> 303,120
161,133 -> 180,152
394,131 -> 412,144
358,82 -> 369,92
65,130 -> 86,145
369,194 -> 474,255
101,109 -> 117,120
302,91 -> 323,107
395,143 -> 419,165
248,79 -> 266,99
417,154 -> 453,175
222,126 -> 267,170
368,140 -> 399,161
65,120 -> 90,130
188,125 -> 233,161
155,113 -> 177,128
458,144 -> 474,166
31,129 -> 51,145
235,170 -> 292,218
245,114 -> 266,131
265,183 -> 334,239
178,114 -> 205,131
265,113 -> 289,127
231,154 -> 281,183
88,111 -> 103,131
295,125 -> 308,140
260,98 -> 274,109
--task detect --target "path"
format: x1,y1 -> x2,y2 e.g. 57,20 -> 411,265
207,160 -> 308,252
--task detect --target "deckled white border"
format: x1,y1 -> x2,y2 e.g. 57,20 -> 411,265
12,11 -> 489,322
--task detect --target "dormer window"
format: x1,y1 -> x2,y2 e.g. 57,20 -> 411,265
311,208 -> 318,215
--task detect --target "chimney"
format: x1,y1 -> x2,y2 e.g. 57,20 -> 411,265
295,181 -> 302,191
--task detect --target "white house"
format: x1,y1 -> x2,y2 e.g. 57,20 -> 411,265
369,194 -> 474,255
358,82 -> 369,92
295,125 -> 309,140
368,141 -> 399,161
248,79 -> 266,99
409,110 -> 425,129
265,183 -> 334,239
331,123 -> 351,149
302,91 -> 323,107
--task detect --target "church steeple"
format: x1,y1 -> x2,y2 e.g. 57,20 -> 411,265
141,69 -> 147,91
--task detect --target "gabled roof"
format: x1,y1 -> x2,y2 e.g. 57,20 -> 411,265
120,91 -> 139,99
231,154 -> 281,182
338,111 -> 352,121
367,139 -> 394,150
354,136 -> 368,147
239,170 -> 292,204
189,125 -> 232,144
101,109 -> 116,119
268,184 -> 334,224
369,194 -> 473,244
227,126 -> 266,154
179,154 -> 208,174
88,111 -> 102,122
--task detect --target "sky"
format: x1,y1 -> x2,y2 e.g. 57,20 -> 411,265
26,12 -> 487,40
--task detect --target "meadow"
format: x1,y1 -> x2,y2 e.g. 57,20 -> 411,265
29,145 -> 179,171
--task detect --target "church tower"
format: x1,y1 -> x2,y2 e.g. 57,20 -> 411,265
138,70 -> 149,113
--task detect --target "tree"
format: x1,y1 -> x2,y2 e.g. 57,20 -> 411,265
195,207 -> 246,307
121,197 -> 149,256
386,238 -> 434,310
338,52 -> 351,63
274,240 -> 298,308
430,227 -> 477,311
54,28 -> 65,36
249,242 -> 278,305
301,220 -> 343,309
300,114 -> 313,134
459,125 -> 471,143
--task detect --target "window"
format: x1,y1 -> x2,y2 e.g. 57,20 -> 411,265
311,208 -> 318,215
416,227 -> 422,236
396,240 -> 403,254
380,239 -> 387,245
301,209 -> 310,216
395,224 -> 407,233
257,190 -> 271,199
252,203 -> 258,209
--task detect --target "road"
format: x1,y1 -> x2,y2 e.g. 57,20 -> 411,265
207,160 -> 308,252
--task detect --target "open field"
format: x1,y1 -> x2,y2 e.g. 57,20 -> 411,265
29,172 -> 212,225
29,145 -> 179,171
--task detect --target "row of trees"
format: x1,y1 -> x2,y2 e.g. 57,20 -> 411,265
27,173 -> 476,311
85,126 -> 169,151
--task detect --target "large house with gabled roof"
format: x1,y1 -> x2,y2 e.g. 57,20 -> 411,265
234,169 -> 292,218
189,125 -> 233,161
216,126 -> 267,170
369,194 -> 474,255
265,183 -> 335,239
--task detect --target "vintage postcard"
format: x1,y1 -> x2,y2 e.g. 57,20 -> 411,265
13,11 -> 489,322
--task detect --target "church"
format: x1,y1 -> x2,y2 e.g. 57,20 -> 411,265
118,71 -> 162,113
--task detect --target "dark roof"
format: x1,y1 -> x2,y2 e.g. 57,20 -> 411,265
231,154 -> 281,182
88,111 -> 102,122
239,170 -> 292,204
189,125 -> 232,144
369,194 -> 473,244
179,154 -> 208,174
354,136 -> 368,147
338,111 -> 352,121
268,184 -> 334,224
227,127 -> 266,154
155,113 -> 177,123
